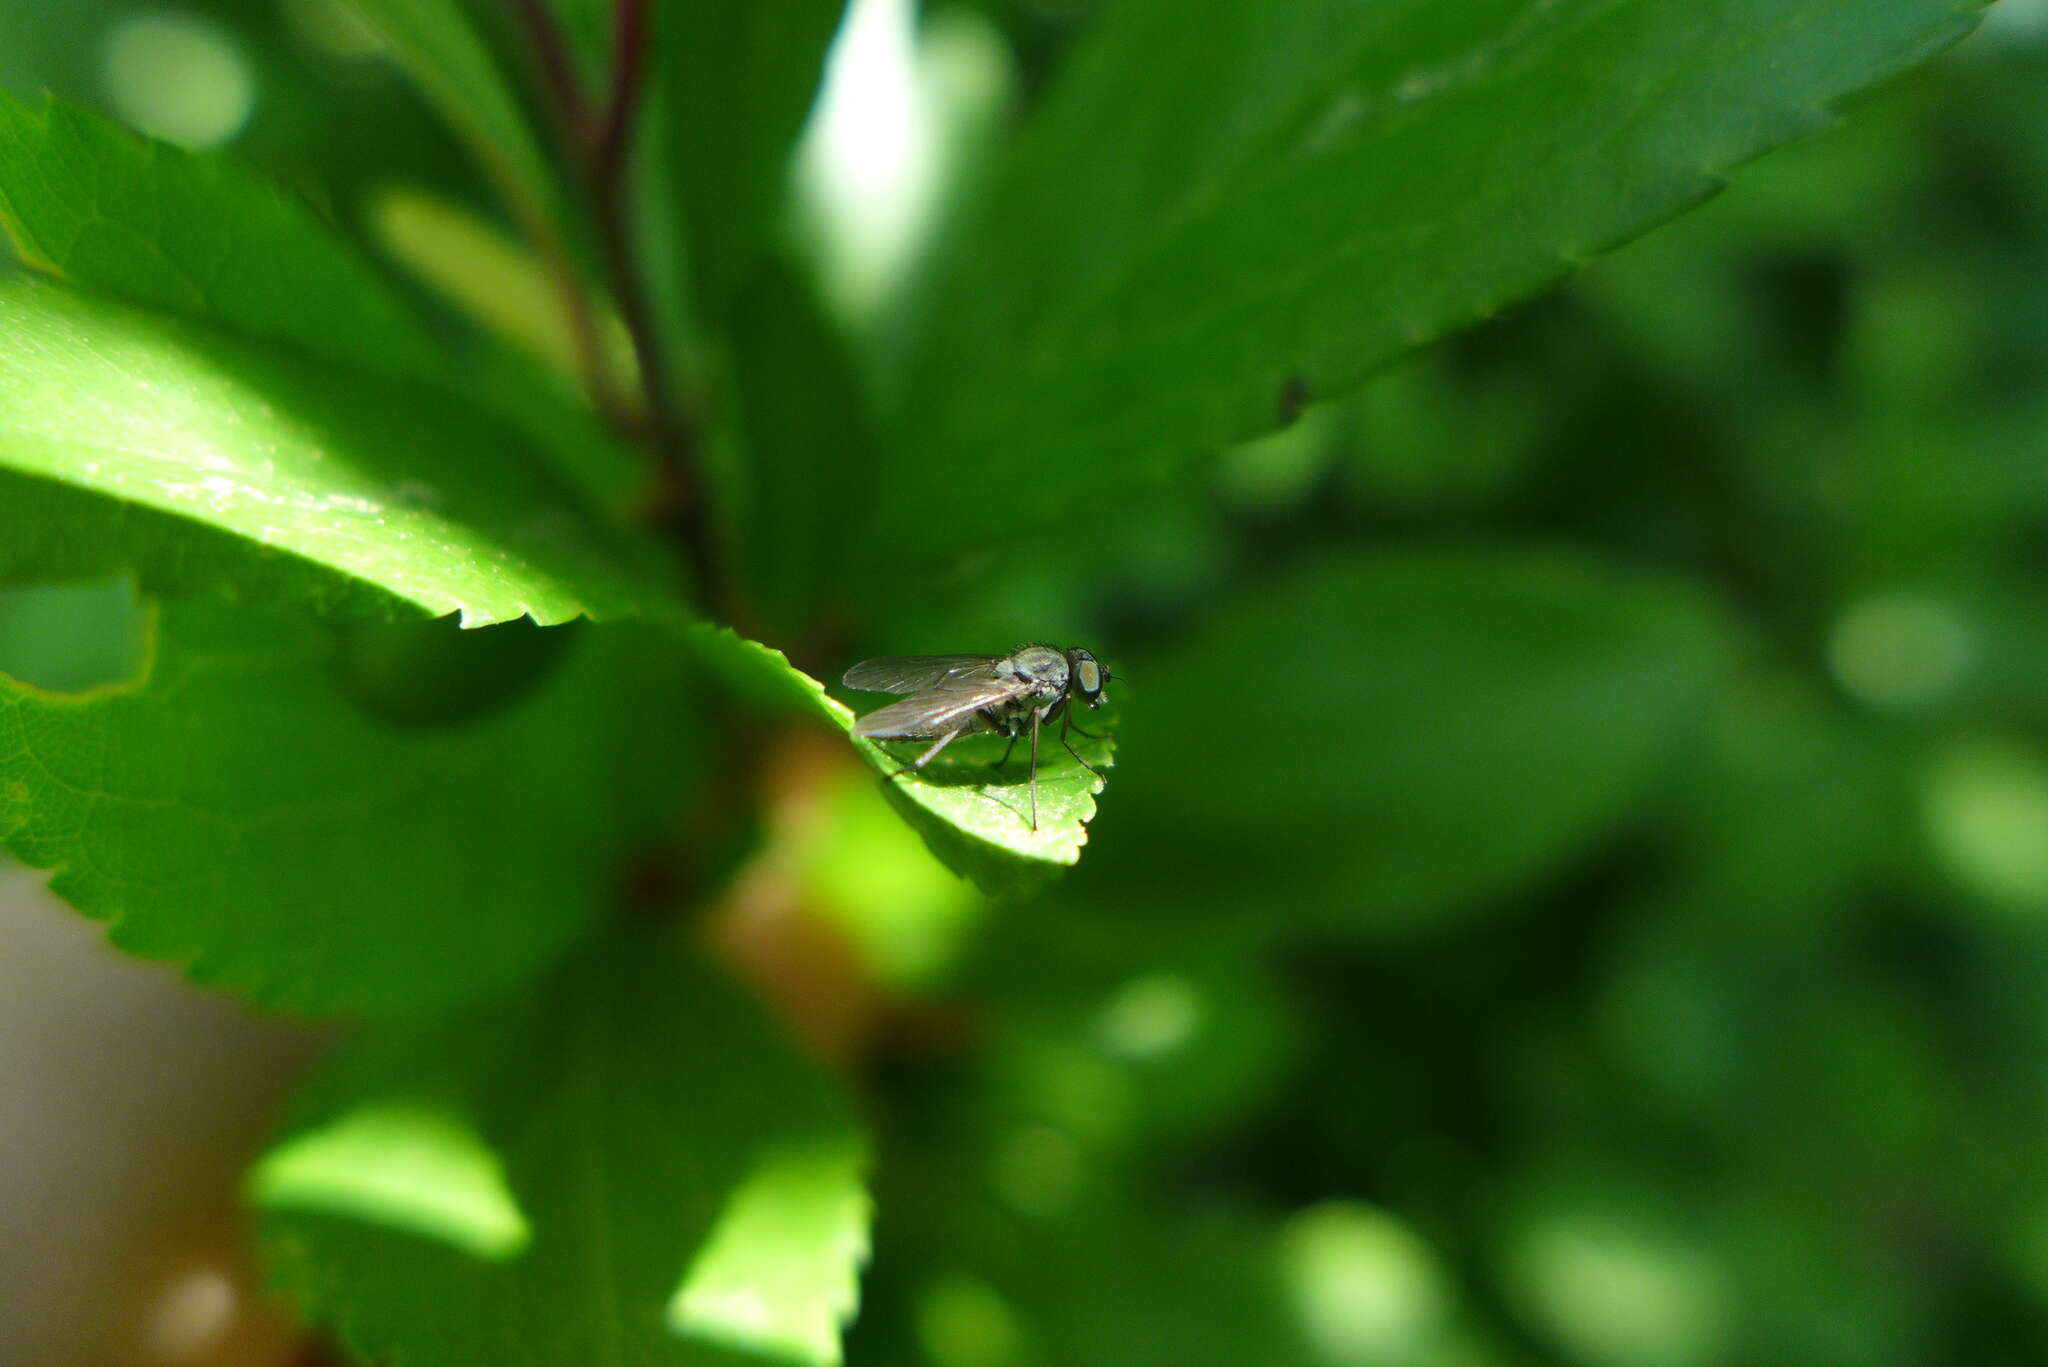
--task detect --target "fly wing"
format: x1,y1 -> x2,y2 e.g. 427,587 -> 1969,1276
842,655 -> 997,694
851,676 -> 1019,740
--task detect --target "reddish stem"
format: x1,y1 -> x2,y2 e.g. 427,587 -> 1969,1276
510,0 -> 728,616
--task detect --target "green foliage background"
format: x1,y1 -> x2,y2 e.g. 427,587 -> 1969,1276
5,0 -> 2048,1363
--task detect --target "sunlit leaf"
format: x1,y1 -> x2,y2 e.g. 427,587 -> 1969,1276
670,1133 -> 871,1366
258,928 -> 870,1367
0,280 -> 676,624
252,1101 -> 530,1261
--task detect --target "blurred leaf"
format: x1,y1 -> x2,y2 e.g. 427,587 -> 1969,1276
341,0 -> 569,241
651,0 -> 843,314
962,905 -> 1293,1143
369,182 -> 624,387
798,766 -> 984,990
683,625 -> 1115,896
897,1197 -> 1319,1367
257,926 -> 870,1367
671,1132 -> 871,1367
0,280 -> 675,624
723,261 -> 875,637
1500,1175 -> 1733,1367
0,92 -> 439,376
364,180 -> 651,515
877,0 -> 1987,569
332,613 -> 580,727
1088,548 -> 1727,936
0,601 -> 698,1015
1277,1201 -> 1461,1366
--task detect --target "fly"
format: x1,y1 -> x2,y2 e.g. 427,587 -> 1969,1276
842,645 -> 1113,831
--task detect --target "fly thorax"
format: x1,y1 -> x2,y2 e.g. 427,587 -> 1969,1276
1004,645 -> 1070,698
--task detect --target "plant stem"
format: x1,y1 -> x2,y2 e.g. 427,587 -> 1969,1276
511,0 -> 729,618
593,0 -> 648,192
509,0 -> 591,137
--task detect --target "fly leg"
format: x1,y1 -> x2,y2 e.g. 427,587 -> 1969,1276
1028,709 -> 1041,831
1059,709 -> 1105,782
888,726 -> 965,779
991,725 -> 1020,771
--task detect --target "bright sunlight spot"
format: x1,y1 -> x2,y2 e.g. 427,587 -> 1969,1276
1278,1201 -> 1454,1364
247,1101 -> 529,1261
1922,739 -> 2048,913
102,11 -> 255,150
796,0 -> 1010,322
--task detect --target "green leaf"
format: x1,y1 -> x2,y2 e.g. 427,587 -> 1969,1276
0,92 -> 642,536
669,1133 -> 870,1366
651,0 -> 843,313
0,600 -> 700,1015
722,261 -> 875,636
877,0 -> 1987,568
1086,547 -> 1727,937
0,466 -> 399,617
256,927 -> 870,1367
683,625 -> 1115,897
0,279 -> 675,624
866,715 -> 1115,899
0,92 -> 440,377
341,0 -> 569,245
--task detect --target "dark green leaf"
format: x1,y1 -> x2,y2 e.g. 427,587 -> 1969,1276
0,92 -> 440,377
1087,547 -> 1727,936
0,280 -> 675,624
683,624 -> 1115,897
255,927 -> 869,1367
0,601 -> 699,1014
876,0 -> 1986,568
723,261 -> 875,638
651,0 -> 843,313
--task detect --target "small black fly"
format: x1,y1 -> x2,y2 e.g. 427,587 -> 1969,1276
842,645 -> 1113,831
